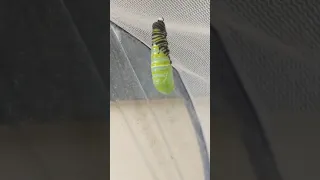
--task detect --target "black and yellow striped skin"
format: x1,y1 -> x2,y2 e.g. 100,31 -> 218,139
151,19 -> 175,95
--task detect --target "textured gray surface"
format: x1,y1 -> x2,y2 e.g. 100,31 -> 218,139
212,1 -> 320,180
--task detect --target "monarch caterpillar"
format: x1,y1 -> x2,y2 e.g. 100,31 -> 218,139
151,18 -> 175,95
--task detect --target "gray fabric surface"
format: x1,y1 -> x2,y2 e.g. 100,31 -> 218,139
212,1 -> 320,180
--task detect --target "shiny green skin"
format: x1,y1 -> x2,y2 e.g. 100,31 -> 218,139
151,45 -> 175,95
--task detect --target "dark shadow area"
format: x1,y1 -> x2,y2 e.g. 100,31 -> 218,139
62,0 -> 110,87
212,1 -> 320,180
211,25 -> 282,180
0,1 -> 108,123
0,1 -> 109,179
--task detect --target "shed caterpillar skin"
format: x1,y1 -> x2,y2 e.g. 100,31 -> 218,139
151,18 -> 174,95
